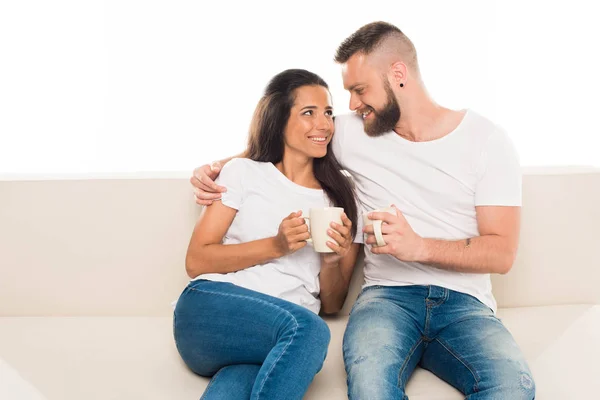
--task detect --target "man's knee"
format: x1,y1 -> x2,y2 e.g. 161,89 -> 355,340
343,335 -> 408,400
344,355 -> 406,400
501,372 -> 535,400
478,367 -> 535,399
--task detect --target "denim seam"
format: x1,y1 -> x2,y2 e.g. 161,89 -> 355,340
397,338 -> 423,388
256,323 -> 298,399
424,306 -> 431,339
187,287 -> 299,399
426,289 -> 449,308
435,337 -> 480,393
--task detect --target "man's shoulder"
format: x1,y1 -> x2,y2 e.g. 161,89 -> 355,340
464,109 -> 507,139
463,110 -> 519,166
334,113 -> 365,134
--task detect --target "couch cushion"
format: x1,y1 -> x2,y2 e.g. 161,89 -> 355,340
0,305 -> 598,399
2,170 -> 599,317
0,357 -> 48,400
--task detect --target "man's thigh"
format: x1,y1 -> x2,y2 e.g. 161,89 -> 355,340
343,286 -> 425,400
421,306 -> 535,399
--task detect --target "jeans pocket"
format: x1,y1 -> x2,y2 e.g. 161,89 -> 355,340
349,285 -> 384,315
360,284 -> 384,294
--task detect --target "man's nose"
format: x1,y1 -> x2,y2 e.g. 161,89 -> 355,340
349,93 -> 362,111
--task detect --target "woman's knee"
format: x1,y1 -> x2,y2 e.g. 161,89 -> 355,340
295,310 -> 330,348
282,308 -> 330,367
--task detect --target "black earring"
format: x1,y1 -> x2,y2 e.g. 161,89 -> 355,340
400,83 -> 404,88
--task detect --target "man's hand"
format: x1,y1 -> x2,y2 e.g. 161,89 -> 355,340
363,205 -> 427,262
321,212 -> 353,266
191,162 -> 227,206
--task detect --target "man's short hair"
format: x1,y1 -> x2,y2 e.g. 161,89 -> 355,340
334,21 -> 418,70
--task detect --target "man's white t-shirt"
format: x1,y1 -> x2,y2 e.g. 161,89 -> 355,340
197,158 -> 360,314
332,110 -> 521,313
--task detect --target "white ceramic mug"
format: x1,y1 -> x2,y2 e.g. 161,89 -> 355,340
303,207 -> 343,253
363,206 -> 396,247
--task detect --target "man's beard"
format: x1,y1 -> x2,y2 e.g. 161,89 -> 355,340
363,82 -> 401,137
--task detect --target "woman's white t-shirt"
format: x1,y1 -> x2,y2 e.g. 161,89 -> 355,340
197,158 -> 360,314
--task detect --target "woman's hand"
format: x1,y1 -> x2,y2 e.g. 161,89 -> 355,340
273,211 -> 310,256
321,212 -> 353,266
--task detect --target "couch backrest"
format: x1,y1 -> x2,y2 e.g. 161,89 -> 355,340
1,168 -> 599,317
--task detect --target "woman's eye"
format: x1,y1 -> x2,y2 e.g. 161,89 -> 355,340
325,110 -> 333,116
303,110 -> 313,116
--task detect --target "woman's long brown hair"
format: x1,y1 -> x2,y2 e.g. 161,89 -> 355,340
244,69 -> 358,238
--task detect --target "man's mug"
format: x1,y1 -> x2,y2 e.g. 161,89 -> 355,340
303,207 -> 344,253
363,206 -> 396,247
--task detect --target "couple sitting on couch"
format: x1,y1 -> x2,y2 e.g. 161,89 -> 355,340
174,22 -> 536,400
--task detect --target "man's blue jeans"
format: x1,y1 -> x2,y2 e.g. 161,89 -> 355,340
343,285 -> 535,399
173,280 -> 330,400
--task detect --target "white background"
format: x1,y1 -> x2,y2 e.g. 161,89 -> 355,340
1,0 -> 599,176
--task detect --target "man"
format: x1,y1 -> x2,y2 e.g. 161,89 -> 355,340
191,22 -> 535,400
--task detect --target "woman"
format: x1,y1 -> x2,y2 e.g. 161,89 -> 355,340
173,69 -> 361,400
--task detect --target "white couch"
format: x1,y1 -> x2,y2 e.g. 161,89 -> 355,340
1,168 -> 599,399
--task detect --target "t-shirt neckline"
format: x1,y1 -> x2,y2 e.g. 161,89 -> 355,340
390,109 -> 471,146
265,162 -> 325,197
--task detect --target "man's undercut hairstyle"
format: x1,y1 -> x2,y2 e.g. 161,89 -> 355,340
334,21 -> 418,71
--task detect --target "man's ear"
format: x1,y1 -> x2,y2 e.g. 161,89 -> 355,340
390,61 -> 408,87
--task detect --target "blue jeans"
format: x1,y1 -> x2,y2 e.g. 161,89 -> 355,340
343,285 -> 535,400
173,280 -> 330,400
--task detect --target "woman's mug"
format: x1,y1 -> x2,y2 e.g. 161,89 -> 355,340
363,206 -> 396,247
303,207 -> 343,253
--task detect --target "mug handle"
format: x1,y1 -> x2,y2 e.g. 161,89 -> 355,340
373,219 -> 386,247
303,217 -> 312,243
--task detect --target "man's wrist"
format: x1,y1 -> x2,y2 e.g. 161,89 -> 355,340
415,237 -> 432,263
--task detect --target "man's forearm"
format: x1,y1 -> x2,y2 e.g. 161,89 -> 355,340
418,235 -> 517,274
217,152 -> 246,167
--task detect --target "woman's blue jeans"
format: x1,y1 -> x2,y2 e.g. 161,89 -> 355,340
174,280 -> 330,400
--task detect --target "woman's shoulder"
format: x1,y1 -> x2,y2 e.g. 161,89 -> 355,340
220,158 -> 273,181
216,159 -> 273,201
225,158 -> 271,172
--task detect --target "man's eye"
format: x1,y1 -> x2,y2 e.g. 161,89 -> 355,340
356,89 -> 364,95
325,110 -> 333,116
